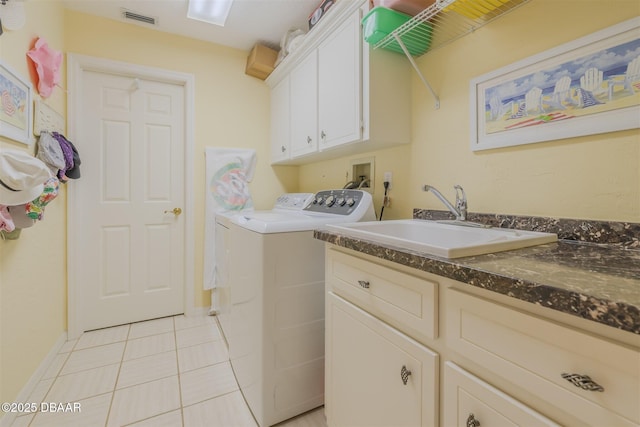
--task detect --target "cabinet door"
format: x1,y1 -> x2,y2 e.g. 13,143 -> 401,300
270,76 -> 290,163
290,51 -> 318,158
326,292 -> 438,427
444,362 -> 560,427
317,9 -> 362,149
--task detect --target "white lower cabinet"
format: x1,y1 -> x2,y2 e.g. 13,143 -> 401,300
324,246 -> 640,427
443,362 -> 559,427
327,248 -> 438,343
326,292 -> 438,427
446,289 -> 640,427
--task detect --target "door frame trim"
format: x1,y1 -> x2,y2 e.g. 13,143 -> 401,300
66,53 -> 195,339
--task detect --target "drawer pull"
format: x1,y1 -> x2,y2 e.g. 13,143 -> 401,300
466,413 -> 480,427
400,365 -> 411,385
358,280 -> 370,289
561,373 -> 604,392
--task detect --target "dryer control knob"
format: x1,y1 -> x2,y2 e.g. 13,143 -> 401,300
346,197 -> 356,207
325,195 -> 336,207
337,197 -> 346,206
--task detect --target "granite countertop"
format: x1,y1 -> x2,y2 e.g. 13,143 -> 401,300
314,210 -> 640,335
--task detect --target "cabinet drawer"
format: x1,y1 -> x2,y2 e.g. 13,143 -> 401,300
327,248 -> 438,342
444,362 -> 559,427
447,289 -> 640,426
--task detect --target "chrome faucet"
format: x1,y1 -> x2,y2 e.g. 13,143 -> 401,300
423,184 -> 467,221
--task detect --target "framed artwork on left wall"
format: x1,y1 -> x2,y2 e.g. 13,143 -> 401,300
0,61 -> 33,145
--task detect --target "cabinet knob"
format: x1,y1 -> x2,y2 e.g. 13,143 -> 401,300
357,280 -> 370,289
307,136 -> 312,144
466,413 -> 480,427
400,365 -> 411,385
281,145 -> 286,152
320,130 -> 326,141
561,373 -> 604,392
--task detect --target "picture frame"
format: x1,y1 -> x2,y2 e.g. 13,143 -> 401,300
470,17 -> 640,151
0,61 -> 33,145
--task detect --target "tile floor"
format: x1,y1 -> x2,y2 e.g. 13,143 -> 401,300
10,314 -> 326,427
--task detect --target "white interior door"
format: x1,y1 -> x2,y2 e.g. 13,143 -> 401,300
73,69 -> 186,331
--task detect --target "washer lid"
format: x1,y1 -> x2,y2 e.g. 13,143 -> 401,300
232,211 -> 343,233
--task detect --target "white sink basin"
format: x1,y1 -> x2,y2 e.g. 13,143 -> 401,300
326,219 -> 558,258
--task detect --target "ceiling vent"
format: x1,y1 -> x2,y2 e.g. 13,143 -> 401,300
121,9 -> 158,26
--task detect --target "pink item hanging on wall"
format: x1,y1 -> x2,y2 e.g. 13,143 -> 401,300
26,37 -> 63,98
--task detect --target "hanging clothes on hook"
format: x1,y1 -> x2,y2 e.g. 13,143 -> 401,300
8,204 -> 35,229
25,176 -> 59,220
0,149 -> 56,240
26,37 -> 63,98
36,131 -> 66,175
65,139 -> 82,179
0,149 -> 52,206
0,205 -> 15,233
51,132 -> 82,181
35,131 -> 82,182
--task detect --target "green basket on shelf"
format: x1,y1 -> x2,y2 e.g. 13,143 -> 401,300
362,6 -> 433,56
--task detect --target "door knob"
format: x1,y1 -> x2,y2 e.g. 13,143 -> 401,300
164,207 -> 182,216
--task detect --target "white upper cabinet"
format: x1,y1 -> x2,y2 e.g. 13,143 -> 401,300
270,76 -> 290,163
266,0 -> 411,165
317,10 -> 362,150
290,51 -> 318,158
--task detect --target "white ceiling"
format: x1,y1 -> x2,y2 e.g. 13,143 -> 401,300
62,0 -> 321,51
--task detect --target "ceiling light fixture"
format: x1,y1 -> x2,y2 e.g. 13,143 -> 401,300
187,0 -> 233,27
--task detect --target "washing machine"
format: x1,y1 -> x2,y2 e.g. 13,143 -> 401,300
214,193 -> 315,340
223,189 -> 375,427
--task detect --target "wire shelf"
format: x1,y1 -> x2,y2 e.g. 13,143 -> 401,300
374,0 -> 531,57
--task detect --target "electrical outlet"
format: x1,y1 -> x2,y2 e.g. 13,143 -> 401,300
383,172 -> 392,189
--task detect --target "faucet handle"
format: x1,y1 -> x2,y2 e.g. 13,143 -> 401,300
454,185 -> 467,219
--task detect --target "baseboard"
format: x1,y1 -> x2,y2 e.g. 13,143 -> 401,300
0,332 -> 67,427
188,306 -> 210,317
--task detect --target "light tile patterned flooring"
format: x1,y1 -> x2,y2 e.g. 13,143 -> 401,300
10,314 -> 326,427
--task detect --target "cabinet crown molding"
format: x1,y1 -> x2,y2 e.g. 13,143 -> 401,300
266,0 -> 365,87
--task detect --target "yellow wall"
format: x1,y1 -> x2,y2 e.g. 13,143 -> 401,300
1,0 -> 638,410
299,144 -> 415,220
0,0 -> 67,405
300,0 -> 640,222
62,9 -> 299,309
1,5 -> 298,406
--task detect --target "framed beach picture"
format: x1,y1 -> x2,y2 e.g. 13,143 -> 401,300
470,17 -> 640,151
0,61 -> 33,145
